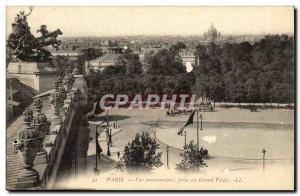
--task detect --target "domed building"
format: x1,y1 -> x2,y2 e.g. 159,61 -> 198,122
204,23 -> 221,42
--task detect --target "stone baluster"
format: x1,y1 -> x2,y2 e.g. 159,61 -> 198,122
57,77 -> 68,115
49,82 -> 62,126
63,74 -> 71,92
57,76 -> 67,101
14,108 -> 42,189
62,74 -> 73,100
32,98 -> 50,165
69,67 -> 75,86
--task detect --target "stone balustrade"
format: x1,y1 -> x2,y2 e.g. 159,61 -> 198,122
13,66 -> 87,190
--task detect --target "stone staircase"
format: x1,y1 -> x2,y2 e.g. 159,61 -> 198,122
6,137 -> 23,190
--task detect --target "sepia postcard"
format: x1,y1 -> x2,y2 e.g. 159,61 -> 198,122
6,6 -> 295,191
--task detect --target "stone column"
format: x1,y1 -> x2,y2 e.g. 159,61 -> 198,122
15,108 -> 42,189
49,82 -> 62,126
32,98 -> 50,165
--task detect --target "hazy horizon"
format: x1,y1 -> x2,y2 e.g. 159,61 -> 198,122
57,33 -> 293,38
6,6 -> 294,37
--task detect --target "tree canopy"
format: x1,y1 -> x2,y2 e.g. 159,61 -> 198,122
176,141 -> 208,172
119,132 -> 163,172
88,35 -> 294,105
193,35 -> 294,104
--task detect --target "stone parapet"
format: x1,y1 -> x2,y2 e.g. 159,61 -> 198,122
7,61 -> 57,94
13,67 -> 89,190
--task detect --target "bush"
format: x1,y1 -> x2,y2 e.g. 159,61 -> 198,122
119,132 -> 163,172
176,141 -> 208,172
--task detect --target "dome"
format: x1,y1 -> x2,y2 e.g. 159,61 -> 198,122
207,23 -> 217,35
206,23 -> 218,42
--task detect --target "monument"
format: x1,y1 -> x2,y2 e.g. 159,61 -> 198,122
7,7 -> 63,93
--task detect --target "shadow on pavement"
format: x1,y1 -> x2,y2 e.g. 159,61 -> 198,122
89,115 -> 130,122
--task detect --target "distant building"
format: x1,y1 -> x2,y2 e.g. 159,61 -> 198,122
6,73 -> 34,122
51,50 -> 84,61
204,23 -> 221,42
87,53 -> 121,71
179,49 -> 197,69
139,45 -> 163,64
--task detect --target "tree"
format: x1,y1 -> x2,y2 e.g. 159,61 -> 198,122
192,34 -> 294,105
146,48 -> 186,75
272,83 -> 285,107
119,132 -> 163,172
125,53 -> 143,75
176,141 -> 208,172
169,42 -> 187,54
52,55 -> 68,76
116,50 -> 143,75
175,41 -> 187,50
102,65 -> 126,77
245,78 -> 259,104
208,73 -> 225,107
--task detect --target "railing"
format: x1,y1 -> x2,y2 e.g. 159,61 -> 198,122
13,68 -> 87,190
39,85 -> 79,188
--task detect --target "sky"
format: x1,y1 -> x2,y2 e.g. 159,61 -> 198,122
6,6 -> 294,37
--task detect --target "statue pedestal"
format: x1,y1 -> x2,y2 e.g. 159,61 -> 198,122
7,61 -> 57,94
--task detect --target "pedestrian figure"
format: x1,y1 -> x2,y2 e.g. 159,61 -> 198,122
262,148 -> 266,172
109,131 -> 113,147
117,151 -> 120,159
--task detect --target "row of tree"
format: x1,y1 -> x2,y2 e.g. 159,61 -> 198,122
193,35 -> 294,104
116,132 -> 208,172
87,44 -> 193,97
86,35 -> 294,105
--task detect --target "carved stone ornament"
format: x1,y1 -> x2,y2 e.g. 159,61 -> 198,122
49,82 -> 62,125
50,82 -> 62,111
57,77 -> 67,100
6,7 -> 63,62
15,108 -> 42,189
62,74 -> 74,92
32,98 -> 50,164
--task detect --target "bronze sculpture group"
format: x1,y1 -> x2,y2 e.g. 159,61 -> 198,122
7,7 -> 63,62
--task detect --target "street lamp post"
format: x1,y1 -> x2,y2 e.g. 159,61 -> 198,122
109,129 -> 113,147
88,121 -> 105,175
262,148 -> 266,172
200,114 -> 203,130
166,145 -> 169,169
196,110 -> 199,150
94,124 -> 100,174
106,128 -> 111,156
184,130 -> 187,146
107,137 -> 111,156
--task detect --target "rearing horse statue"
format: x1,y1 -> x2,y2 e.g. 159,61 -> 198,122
36,28 -> 63,49
7,7 -> 63,62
